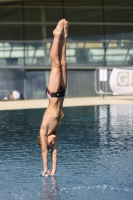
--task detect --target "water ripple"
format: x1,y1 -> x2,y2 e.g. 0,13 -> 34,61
0,105 -> 133,200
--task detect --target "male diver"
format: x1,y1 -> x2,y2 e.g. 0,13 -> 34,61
37,19 -> 68,176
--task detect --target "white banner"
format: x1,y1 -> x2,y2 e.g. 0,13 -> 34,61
99,69 -> 107,81
109,68 -> 133,95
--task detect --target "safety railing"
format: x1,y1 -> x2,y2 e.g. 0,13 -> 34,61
95,68 -> 113,95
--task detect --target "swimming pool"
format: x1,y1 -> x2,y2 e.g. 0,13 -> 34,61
0,105 -> 133,200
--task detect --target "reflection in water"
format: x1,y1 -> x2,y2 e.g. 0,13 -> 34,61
98,105 -> 133,150
0,105 -> 133,200
40,177 -> 57,200
98,105 -> 109,147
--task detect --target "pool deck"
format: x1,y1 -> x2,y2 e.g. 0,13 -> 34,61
0,96 -> 133,110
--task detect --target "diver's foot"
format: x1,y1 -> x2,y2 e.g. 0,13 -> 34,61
53,19 -> 64,37
64,19 -> 68,38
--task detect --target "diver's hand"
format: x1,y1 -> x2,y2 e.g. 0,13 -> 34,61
50,170 -> 55,176
42,169 -> 51,176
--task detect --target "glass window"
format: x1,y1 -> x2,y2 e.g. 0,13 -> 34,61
104,26 -> 133,40
104,9 -> 133,23
44,25 -> 56,38
43,9 -> 63,22
45,25 -> 103,40
0,42 -> 24,66
0,25 -> 23,40
26,71 -> 47,99
64,0 -> 102,6
65,9 -> 103,22
0,8 -> 22,22
0,69 -> 24,99
0,1 -> 22,6
66,42 -> 104,66
24,8 -> 42,22
125,44 -> 133,65
68,25 -> 103,40
106,49 -> 127,65
24,0 -> 102,6
24,42 -> 48,66
24,0 -> 63,6
103,0 -> 133,7
24,25 -> 43,40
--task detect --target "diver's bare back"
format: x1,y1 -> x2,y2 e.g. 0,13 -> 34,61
41,98 -> 64,135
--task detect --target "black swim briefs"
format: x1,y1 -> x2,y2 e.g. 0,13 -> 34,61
46,87 -> 65,98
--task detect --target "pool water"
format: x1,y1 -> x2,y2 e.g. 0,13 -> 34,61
0,105 -> 133,200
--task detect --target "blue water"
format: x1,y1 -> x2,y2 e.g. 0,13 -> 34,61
0,105 -> 133,200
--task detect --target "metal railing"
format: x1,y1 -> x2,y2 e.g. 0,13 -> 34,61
95,68 -> 113,95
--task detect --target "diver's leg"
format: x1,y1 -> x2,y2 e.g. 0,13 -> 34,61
47,19 -> 64,92
59,19 -> 68,89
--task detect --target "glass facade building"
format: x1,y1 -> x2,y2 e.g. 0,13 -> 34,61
0,0 -> 133,99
